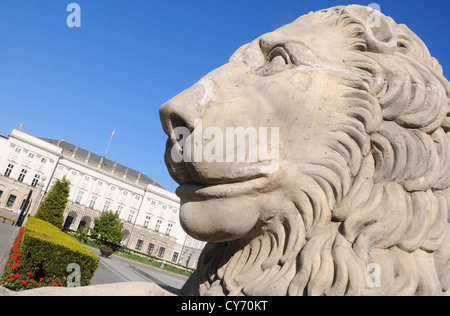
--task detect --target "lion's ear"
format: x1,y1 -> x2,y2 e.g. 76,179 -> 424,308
345,5 -> 397,55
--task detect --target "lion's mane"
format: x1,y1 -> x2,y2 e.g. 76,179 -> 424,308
184,6 -> 450,296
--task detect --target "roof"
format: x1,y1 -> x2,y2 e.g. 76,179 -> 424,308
39,137 -> 165,190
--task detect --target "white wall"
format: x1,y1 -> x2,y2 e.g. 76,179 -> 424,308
0,129 -> 62,190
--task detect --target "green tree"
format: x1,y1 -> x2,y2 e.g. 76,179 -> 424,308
91,211 -> 124,248
35,177 -> 70,229
76,225 -> 90,243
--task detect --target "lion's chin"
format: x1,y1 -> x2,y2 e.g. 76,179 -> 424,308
179,195 -> 262,242
176,173 -> 284,242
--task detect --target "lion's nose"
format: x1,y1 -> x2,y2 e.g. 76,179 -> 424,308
159,81 -> 209,141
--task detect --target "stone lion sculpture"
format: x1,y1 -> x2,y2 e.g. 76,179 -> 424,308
160,5 -> 450,296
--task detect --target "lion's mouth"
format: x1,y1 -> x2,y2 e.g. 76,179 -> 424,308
176,176 -> 271,201
165,135 -> 276,200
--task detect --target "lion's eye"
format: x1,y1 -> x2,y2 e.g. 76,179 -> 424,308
270,55 -> 288,68
267,47 -> 289,65
258,46 -> 292,75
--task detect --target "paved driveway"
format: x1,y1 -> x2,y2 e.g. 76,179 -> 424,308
0,209 -> 20,272
88,247 -> 188,290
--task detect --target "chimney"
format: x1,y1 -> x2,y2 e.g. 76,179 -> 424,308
111,162 -> 117,175
135,172 -> 143,185
18,123 -> 24,131
72,146 -> 78,158
98,156 -> 104,168
153,178 -> 157,185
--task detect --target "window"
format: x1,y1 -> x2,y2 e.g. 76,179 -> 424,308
151,200 -> 156,206
89,196 -> 97,209
117,205 -> 123,216
28,152 -> 35,159
18,169 -> 27,182
122,191 -> 128,196
97,181 -> 103,186
147,243 -> 155,255
135,195 -> 141,201
84,175 -> 90,181
102,201 -> 111,212
110,185 -> 116,191
155,219 -> 162,232
6,195 -> 16,208
71,170 -> 78,176
41,158 -> 48,164
31,174 -> 41,187
136,239 -> 143,251
58,165 -> 65,171
158,247 -> 166,258
4,164 -> 14,177
172,252 -> 179,263
144,216 -> 151,228
14,147 -> 21,153
0,190 -> 3,199
75,191 -> 84,204
127,210 -> 135,222
166,223 -> 173,236
172,208 -> 178,214
162,205 -> 167,210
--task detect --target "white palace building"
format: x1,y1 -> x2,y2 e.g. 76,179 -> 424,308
0,126 -> 205,269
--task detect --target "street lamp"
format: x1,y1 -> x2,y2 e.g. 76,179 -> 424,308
16,190 -> 32,227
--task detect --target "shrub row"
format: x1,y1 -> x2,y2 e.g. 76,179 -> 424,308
1,217 -> 99,290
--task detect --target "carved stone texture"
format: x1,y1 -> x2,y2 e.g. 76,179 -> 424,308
160,5 -> 450,296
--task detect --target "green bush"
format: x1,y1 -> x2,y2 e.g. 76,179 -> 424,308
17,217 -> 99,288
35,177 -> 70,229
91,211 -> 124,250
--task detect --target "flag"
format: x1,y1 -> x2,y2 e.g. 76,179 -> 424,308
105,130 -> 115,157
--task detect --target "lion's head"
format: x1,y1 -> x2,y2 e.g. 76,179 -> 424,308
160,5 -> 450,296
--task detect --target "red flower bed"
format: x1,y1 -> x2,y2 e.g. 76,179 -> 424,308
1,227 -> 64,291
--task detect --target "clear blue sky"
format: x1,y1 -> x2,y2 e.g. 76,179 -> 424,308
0,0 -> 448,192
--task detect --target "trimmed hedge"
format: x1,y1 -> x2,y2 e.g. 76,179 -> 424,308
19,217 -> 99,287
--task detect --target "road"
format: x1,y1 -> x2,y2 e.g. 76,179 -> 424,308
0,209 -> 20,272
88,247 -> 188,290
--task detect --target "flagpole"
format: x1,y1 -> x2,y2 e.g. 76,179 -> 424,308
104,130 -> 115,158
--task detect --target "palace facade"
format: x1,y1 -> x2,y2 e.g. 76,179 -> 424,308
0,126 -> 205,269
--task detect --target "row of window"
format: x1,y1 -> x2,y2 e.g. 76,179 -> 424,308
75,190 -> 137,218
59,166 -> 178,214
4,164 -> 41,187
74,192 -> 173,234
14,147 -> 48,164
143,215 -> 173,235
134,240 -> 179,262
71,184 -> 177,215
59,166 -> 143,201
149,199 -> 178,214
